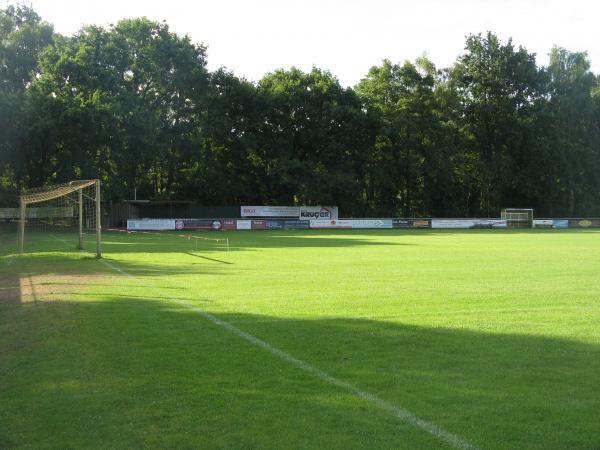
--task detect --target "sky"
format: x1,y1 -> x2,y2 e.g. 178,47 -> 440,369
19,0 -> 600,86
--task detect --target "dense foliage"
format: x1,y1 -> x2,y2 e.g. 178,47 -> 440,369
1,5 -> 599,216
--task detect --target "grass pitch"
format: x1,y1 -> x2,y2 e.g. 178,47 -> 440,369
1,229 -> 600,449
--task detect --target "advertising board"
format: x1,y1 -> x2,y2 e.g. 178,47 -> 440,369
568,219 -> 600,228
309,219 -> 353,229
533,219 -> 554,228
351,219 -> 393,229
472,219 -> 507,229
299,206 -> 339,220
241,206 -> 299,217
0,208 -> 18,219
221,219 -> 236,230
431,219 -> 507,229
266,220 -> 284,230
283,220 -> 310,229
431,219 -> 471,229
127,219 -> 175,231
552,219 -> 569,229
236,220 -> 251,230
412,219 -> 431,228
1,207 -> 74,220
266,219 -> 310,230
175,219 -> 222,230
251,220 -> 267,229
392,219 -> 431,228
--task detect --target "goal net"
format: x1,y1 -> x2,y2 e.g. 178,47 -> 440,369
19,180 -> 101,257
500,208 -> 533,228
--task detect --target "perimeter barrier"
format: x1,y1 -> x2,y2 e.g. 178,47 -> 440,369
124,217 -> 600,231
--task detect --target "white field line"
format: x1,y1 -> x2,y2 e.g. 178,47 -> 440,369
97,256 -> 478,450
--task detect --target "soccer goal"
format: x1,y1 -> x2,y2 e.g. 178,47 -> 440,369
501,208 -> 533,228
19,180 -> 102,257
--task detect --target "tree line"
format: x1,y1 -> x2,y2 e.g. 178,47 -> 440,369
1,5 -> 599,217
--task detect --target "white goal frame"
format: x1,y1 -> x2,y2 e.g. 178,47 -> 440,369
19,179 -> 102,258
501,208 -> 533,228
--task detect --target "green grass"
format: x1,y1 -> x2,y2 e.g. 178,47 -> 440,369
1,229 -> 600,449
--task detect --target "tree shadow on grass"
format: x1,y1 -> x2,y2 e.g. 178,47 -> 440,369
1,294 -> 599,450
100,228 -> 600,255
10,229 -> 599,261
99,230 -> 414,255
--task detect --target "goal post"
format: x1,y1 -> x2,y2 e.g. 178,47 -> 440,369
501,208 -> 533,228
19,179 -> 102,258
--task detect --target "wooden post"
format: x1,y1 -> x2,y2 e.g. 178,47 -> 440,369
95,180 -> 102,258
19,198 -> 26,254
78,188 -> 83,249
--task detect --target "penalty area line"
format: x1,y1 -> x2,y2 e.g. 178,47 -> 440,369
97,257 -> 478,450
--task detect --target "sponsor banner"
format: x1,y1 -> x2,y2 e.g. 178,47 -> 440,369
0,208 -> 18,219
175,219 -> 222,230
299,206 -> 339,220
309,219 -> 353,229
431,219 -> 471,229
351,219 -> 393,229
431,219 -> 507,229
266,220 -> 284,230
127,219 -> 175,231
266,219 -> 310,230
392,219 -> 431,229
472,219 -> 507,229
221,219 -> 236,230
241,205 -> 339,219
553,219 -> 569,229
392,219 -> 411,228
412,219 -> 431,228
284,219 -> 310,229
533,219 -> 554,228
236,220 -> 251,230
241,206 -> 299,217
17,206 -> 73,219
251,220 -> 266,229
568,219 -> 600,228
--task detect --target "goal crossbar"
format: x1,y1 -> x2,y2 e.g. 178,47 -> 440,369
20,180 -> 98,205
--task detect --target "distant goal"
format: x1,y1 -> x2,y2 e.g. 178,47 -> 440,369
19,180 -> 102,257
501,208 -> 533,228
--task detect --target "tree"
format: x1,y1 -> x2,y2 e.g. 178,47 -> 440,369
544,47 -> 600,215
0,4 -> 54,203
451,32 -> 543,216
356,58 -> 451,216
2,4 -> 600,218
186,68 -> 265,204
256,67 -> 372,213
21,18 -> 210,200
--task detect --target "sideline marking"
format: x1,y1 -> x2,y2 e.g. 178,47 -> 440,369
98,257 -> 478,450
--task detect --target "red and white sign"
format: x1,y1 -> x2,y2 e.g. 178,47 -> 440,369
221,219 -> 236,230
241,206 -> 300,217
251,220 -> 267,229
